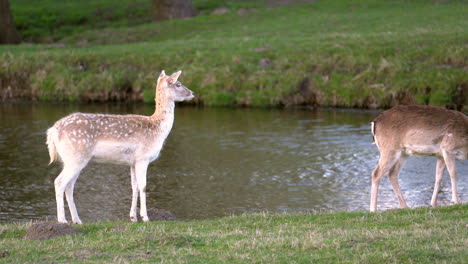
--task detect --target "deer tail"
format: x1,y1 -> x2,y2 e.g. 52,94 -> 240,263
371,121 -> 377,145
46,127 -> 59,165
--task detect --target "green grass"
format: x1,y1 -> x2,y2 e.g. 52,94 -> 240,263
9,0 -> 265,42
1,205 -> 467,263
10,0 -> 151,42
2,0 -> 467,109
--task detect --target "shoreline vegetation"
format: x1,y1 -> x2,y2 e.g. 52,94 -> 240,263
0,0 -> 466,110
0,204 -> 467,263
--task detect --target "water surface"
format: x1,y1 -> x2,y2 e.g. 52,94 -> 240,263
0,103 -> 466,223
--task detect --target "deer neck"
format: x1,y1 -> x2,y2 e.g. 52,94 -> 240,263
151,94 -> 175,133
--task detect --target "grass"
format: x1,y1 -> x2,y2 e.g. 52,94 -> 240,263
9,0 -> 151,43
9,0 -> 265,43
1,0 -> 467,109
0,204 -> 467,263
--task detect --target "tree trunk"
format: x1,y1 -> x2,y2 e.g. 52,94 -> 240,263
0,0 -> 20,44
152,0 -> 195,22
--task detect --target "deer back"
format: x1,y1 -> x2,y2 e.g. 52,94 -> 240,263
372,105 -> 468,158
52,112 -> 168,164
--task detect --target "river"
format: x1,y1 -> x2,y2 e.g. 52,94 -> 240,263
0,103 -> 466,223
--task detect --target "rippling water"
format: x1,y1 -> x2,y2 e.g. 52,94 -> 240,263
0,103 -> 466,223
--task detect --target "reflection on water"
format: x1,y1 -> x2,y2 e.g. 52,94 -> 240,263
0,103 -> 466,223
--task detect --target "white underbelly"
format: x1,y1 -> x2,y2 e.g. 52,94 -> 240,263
92,141 -> 136,165
404,144 -> 441,157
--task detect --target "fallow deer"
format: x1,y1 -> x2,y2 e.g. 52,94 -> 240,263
47,70 -> 194,224
370,105 -> 467,212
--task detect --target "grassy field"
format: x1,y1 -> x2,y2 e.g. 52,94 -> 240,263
1,0 -> 467,109
0,204 -> 467,263
9,0 -> 261,42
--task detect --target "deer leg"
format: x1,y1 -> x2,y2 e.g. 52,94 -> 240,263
55,165 -> 83,224
129,166 -> 138,222
65,176 -> 82,224
54,174 -> 67,224
442,151 -> 459,204
431,158 -> 446,207
135,161 -> 150,222
388,155 -> 408,209
370,151 -> 400,212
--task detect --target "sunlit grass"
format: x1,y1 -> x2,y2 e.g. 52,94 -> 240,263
1,205 -> 467,263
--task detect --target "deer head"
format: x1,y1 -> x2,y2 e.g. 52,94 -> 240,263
156,70 -> 194,102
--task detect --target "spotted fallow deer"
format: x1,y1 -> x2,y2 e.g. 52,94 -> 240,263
47,70 -> 194,224
370,105 -> 468,212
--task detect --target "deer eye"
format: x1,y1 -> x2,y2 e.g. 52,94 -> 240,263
176,83 -> 181,88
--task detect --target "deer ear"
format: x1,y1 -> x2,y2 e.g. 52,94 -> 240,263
159,70 -> 166,79
170,70 -> 182,82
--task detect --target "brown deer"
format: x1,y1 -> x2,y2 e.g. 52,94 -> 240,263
370,105 -> 468,212
47,70 -> 194,224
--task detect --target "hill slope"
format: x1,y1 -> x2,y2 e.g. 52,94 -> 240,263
2,0 -> 467,109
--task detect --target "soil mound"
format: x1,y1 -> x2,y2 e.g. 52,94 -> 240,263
25,222 -> 81,239
110,225 -> 127,232
147,208 -> 177,221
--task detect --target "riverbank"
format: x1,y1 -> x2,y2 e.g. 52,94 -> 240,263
1,0 -> 467,110
0,204 -> 466,263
